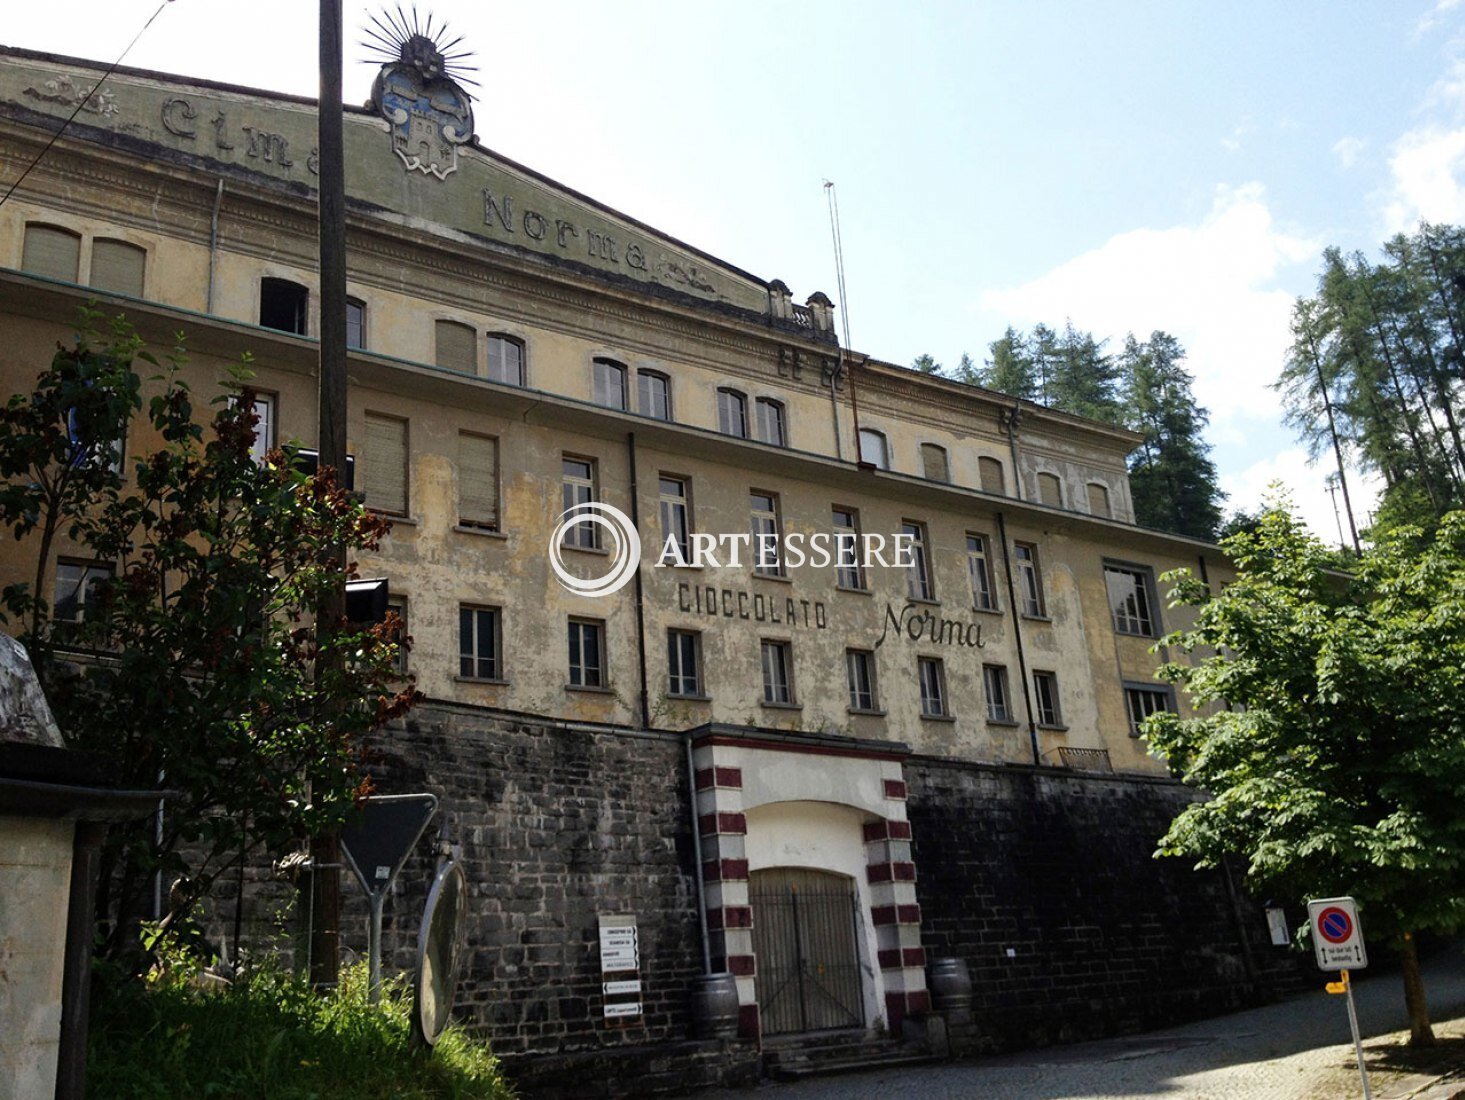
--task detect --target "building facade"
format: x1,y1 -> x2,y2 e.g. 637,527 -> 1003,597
0,43 -> 1296,1088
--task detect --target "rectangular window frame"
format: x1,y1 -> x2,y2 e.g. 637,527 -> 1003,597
750,490 -> 784,578
567,617 -> 608,690
1013,541 -> 1046,619
904,520 -> 934,602
760,639 -> 796,706
346,296 -> 366,350
966,532 -> 997,612
755,397 -> 787,446
386,596 -> 409,676
846,648 -> 880,713
1104,560 -> 1160,638
667,629 -> 704,698
458,431 -> 501,532
637,369 -> 672,420
1124,681 -> 1176,737
363,411 -> 409,517
832,506 -> 867,591
52,558 -> 113,625
1033,670 -> 1064,728
458,604 -> 502,682
593,358 -> 628,410
984,663 -> 1013,724
658,475 -> 692,562
561,455 -> 600,550
718,388 -> 748,438
487,333 -> 526,386
918,656 -> 950,719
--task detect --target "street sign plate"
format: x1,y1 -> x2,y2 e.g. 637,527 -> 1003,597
340,793 -> 438,901
1307,896 -> 1367,970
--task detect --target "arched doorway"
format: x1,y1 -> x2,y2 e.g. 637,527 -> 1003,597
750,867 -> 864,1034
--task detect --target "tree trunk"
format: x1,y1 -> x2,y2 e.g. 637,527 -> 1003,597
1401,932 -> 1436,1047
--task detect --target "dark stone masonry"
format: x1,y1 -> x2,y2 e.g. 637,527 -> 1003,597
207,703 -> 1305,1095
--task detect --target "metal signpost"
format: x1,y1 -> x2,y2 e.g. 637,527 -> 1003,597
340,793 -> 439,1003
1308,896 -> 1371,1100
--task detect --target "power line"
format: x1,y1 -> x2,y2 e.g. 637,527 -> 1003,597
0,1 -> 174,210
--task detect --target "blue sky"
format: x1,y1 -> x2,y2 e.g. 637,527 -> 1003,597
10,1 -> 1465,540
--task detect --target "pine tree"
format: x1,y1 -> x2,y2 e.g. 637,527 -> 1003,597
952,351 -> 981,387
1120,331 -> 1224,539
911,353 -> 942,374
1047,322 -> 1122,424
980,327 -> 1037,400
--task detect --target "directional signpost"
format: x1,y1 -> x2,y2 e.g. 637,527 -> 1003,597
1308,896 -> 1371,1100
340,793 -> 439,1003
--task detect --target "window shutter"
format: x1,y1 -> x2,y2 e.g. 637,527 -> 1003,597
979,456 -> 1004,494
1087,483 -> 1111,517
22,225 -> 80,281
1038,472 -> 1062,507
89,239 -> 146,296
459,433 -> 499,528
436,320 -> 477,372
365,414 -> 408,515
921,444 -> 949,482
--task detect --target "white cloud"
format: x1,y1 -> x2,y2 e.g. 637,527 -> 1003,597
978,183 -> 1317,427
1332,136 -> 1366,169
1382,59 -> 1465,230
1415,0 -> 1463,38
1221,446 -> 1382,545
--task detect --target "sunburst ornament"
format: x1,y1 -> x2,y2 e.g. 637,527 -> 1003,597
362,6 -> 478,180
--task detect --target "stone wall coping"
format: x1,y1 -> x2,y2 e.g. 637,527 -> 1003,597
691,723 -> 911,761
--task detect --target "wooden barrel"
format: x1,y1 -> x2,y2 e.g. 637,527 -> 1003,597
928,957 -> 973,1022
690,972 -> 740,1039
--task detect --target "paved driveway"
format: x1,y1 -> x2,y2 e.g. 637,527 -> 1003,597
704,953 -> 1465,1100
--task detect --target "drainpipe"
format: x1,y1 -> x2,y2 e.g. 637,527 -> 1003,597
828,347 -> 845,462
205,177 -> 225,313
685,732 -> 712,975
848,354 -> 867,465
626,432 -> 651,732
1002,400 -> 1025,500
997,511 -> 1042,766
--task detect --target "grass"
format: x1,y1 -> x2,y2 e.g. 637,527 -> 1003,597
87,958 -> 513,1099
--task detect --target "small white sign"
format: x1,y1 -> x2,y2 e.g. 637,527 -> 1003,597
603,1002 -> 642,1019
603,979 -> 642,996
598,915 -> 640,973
1265,906 -> 1289,947
1307,896 -> 1367,970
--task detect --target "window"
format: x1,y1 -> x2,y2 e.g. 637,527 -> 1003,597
364,413 -> 408,516
859,428 -> 889,469
667,629 -> 703,697
568,618 -> 606,688
717,388 -> 748,437
22,224 -> 80,281
755,397 -> 787,446
750,492 -> 783,576
638,370 -> 671,420
761,640 -> 794,705
1087,483 -> 1111,518
593,358 -> 627,410
1038,472 -> 1062,508
659,476 -> 691,561
246,391 -> 276,463
1125,683 -> 1174,737
832,507 -> 865,590
259,277 -> 308,335
920,443 -> 949,482
386,598 -> 408,675
904,521 -> 933,601
53,560 -> 111,624
984,664 -> 1012,723
458,432 -> 499,531
561,457 -> 599,549
846,649 -> 878,712
1014,542 -> 1045,617
978,456 -> 1005,495
1033,670 -> 1062,727
89,238 -> 145,296
1105,562 -> 1159,637
487,334 -> 525,385
966,533 -> 996,611
346,297 -> 366,349
918,657 -> 948,718
458,605 -> 501,680
435,319 -> 477,372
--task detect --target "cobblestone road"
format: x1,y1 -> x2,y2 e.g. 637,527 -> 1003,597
705,953 -> 1465,1100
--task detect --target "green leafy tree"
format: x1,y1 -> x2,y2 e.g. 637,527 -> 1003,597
911,352 -> 942,374
1120,331 -> 1224,539
1146,497 -> 1465,1045
0,311 -> 419,959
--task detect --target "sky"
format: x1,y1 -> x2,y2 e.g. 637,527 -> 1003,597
8,1 -> 1465,543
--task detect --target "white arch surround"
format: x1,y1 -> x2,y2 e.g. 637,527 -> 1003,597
745,800 -> 885,1030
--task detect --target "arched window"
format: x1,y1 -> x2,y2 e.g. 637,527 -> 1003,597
1087,482 -> 1111,518
717,388 -> 748,437
920,443 -> 949,482
435,319 -> 477,372
487,333 -> 526,385
859,428 -> 889,469
89,238 -> 146,296
260,277 -> 309,335
755,397 -> 787,446
978,455 -> 1005,495
1037,472 -> 1062,507
593,358 -> 627,410
22,223 -> 80,282
638,369 -> 671,420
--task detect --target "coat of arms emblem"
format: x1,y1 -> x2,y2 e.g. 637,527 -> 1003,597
364,9 -> 477,181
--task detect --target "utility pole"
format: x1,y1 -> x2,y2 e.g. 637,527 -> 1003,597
309,0 -> 348,992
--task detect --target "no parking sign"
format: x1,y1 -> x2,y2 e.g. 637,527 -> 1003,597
1307,896 -> 1367,970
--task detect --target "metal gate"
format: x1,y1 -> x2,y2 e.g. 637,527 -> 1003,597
749,867 -> 864,1035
